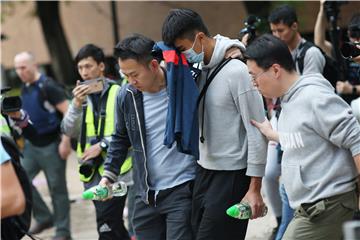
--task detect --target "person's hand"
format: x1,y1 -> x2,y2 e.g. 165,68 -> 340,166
98,177 -> 113,201
58,135 -> 72,160
336,81 -> 352,94
72,80 -> 90,108
81,143 -> 102,161
5,111 -> 22,119
251,118 -> 279,142
241,188 -> 265,219
225,47 -> 243,59
241,33 -> 250,46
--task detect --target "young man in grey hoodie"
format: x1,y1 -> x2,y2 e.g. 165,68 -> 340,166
162,9 -> 268,240
247,34 -> 360,240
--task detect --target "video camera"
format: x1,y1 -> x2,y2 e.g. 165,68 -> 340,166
341,42 -> 360,60
239,15 -> 261,45
1,87 -> 22,113
324,1 -> 348,21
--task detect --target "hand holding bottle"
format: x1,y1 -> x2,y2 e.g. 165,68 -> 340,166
82,180 -> 127,201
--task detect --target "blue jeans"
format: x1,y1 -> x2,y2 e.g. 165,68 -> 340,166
275,183 -> 294,240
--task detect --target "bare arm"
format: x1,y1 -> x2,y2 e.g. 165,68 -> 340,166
314,0 -> 333,57
1,161 -> 25,219
56,100 -> 72,160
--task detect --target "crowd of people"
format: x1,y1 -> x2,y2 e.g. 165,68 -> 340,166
1,3 -> 360,240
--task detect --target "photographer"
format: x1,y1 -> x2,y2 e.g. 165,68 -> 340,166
14,52 -> 71,240
315,0 -> 360,104
61,44 -> 131,240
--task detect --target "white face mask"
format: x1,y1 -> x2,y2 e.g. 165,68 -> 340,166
182,35 -> 204,63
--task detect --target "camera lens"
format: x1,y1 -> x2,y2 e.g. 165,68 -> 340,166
341,42 -> 360,59
79,160 -> 96,178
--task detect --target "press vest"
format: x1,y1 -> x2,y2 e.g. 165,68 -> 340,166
0,114 -> 11,137
76,84 -> 132,182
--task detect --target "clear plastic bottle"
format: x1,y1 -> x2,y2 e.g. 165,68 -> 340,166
82,181 -> 127,200
226,202 -> 268,219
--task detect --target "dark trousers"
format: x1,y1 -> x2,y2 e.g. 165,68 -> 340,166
93,196 -> 130,240
192,167 -> 251,240
132,181 -> 193,240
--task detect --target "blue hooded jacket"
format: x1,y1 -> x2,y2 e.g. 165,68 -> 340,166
153,42 -> 199,160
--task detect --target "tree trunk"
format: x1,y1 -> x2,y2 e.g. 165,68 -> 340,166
36,1 -> 75,85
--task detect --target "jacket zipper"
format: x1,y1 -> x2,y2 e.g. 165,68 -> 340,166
127,89 -> 150,204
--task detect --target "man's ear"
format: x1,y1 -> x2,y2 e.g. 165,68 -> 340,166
272,64 -> 282,78
149,59 -> 159,71
291,22 -> 298,31
99,62 -> 105,72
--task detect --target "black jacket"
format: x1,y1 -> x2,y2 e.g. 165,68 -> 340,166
103,84 -> 151,204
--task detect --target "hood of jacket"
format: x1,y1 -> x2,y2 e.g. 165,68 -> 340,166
202,34 -> 245,70
281,73 -> 335,104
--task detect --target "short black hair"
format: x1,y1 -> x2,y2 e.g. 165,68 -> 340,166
162,8 -> 210,46
348,13 -> 360,39
244,34 -> 296,72
268,4 -> 298,27
75,44 -> 105,65
114,33 -> 155,65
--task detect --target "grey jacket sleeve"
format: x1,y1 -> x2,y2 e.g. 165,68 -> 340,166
312,92 -> 360,156
61,100 -> 83,138
229,62 -> 268,177
303,46 -> 326,75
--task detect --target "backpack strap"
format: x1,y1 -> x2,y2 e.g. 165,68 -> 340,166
197,58 -> 235,107
296,41 -> 314,75
198,58 -> 238,143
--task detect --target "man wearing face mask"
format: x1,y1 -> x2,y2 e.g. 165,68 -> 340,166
162,9 -> 267,240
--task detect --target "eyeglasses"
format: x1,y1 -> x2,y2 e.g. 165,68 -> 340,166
251,70 -> 268,82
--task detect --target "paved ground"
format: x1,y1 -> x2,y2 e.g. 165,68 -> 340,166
23,151 -> 277,240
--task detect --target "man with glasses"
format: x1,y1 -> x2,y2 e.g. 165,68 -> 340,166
248,34 -> 360,240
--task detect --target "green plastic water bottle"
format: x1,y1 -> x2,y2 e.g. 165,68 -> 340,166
226,202 -> 268,219
82,181 -> 127,200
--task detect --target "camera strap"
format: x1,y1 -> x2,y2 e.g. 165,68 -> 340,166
79,84 -> 111,153
98,88 -> 110,140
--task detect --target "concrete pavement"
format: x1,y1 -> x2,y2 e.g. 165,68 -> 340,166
22,151 -> 277,240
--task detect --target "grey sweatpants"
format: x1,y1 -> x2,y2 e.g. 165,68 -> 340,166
21,140 -> 71,238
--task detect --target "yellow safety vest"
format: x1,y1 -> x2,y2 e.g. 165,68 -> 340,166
76,84 -> 132,182
0,114 -> 11,137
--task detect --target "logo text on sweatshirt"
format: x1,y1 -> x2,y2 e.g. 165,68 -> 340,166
279,132 -> 304,150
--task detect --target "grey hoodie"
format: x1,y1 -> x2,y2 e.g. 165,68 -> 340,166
279,73 -> 360,208
197,35 -> 267,177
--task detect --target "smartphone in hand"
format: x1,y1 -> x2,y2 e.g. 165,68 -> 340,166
80,77 -> 104,94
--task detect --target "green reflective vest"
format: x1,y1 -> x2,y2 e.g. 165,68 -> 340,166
76,84 -> 132,182
0,114 -> 11,137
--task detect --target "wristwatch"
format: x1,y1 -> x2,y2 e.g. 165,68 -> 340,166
100,139 -> 109,151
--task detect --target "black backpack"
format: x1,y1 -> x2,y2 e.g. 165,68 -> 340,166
297,41 -> 339,88
1,136 -> 33,240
